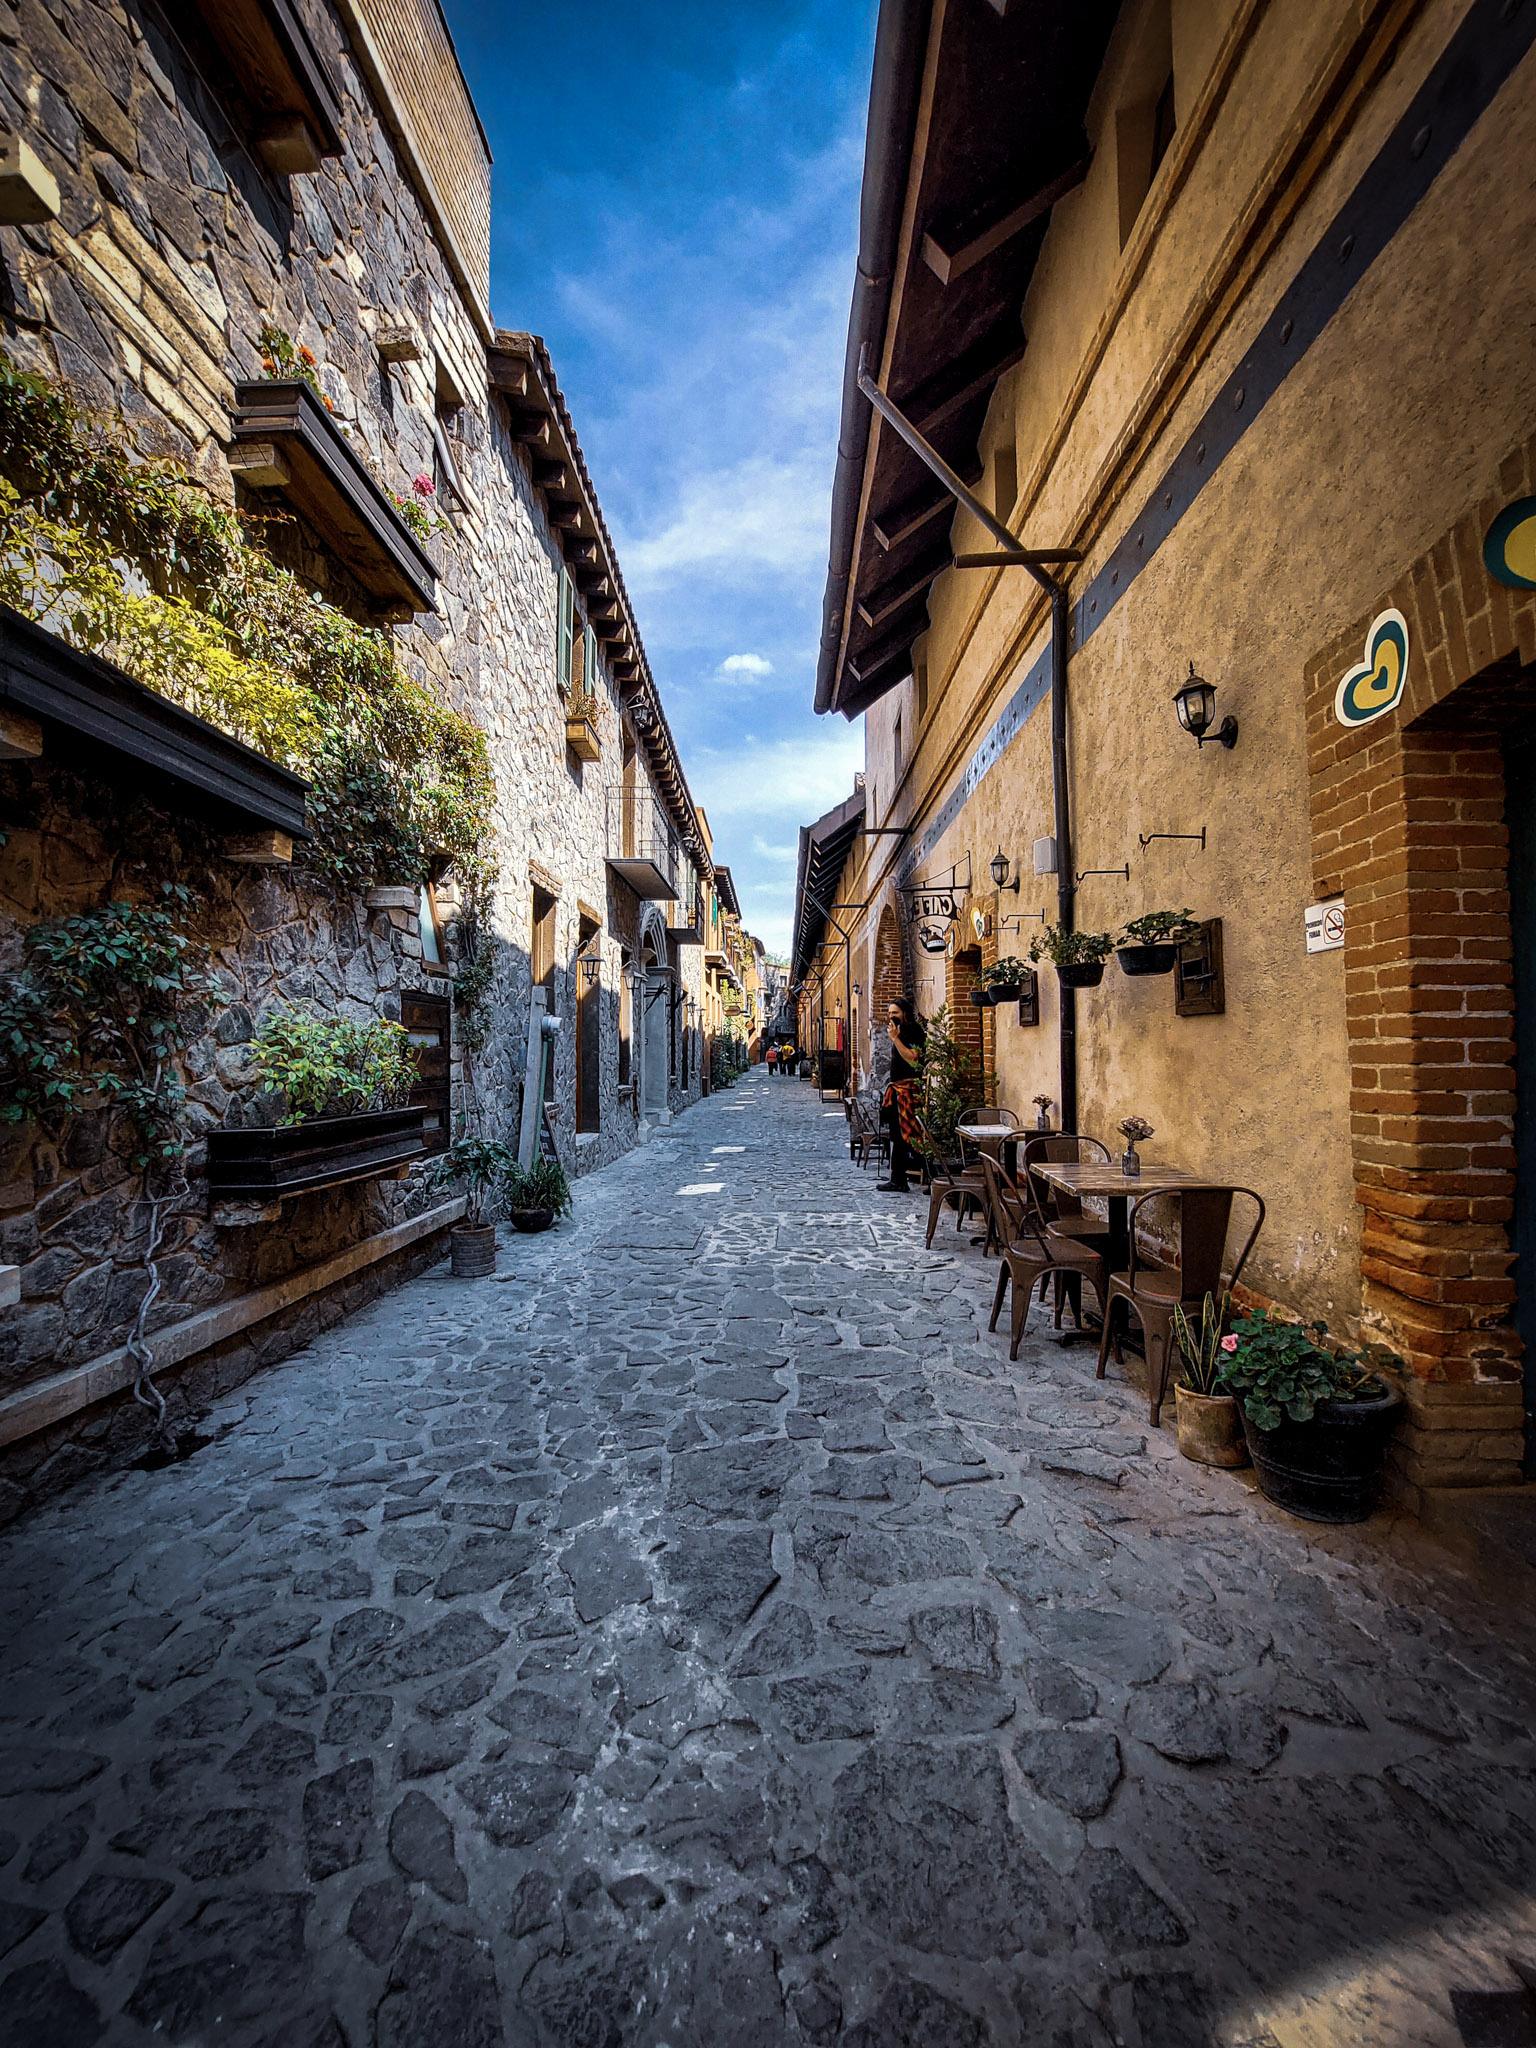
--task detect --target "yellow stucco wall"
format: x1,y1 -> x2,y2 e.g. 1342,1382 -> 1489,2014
847,0 -> 1536,1322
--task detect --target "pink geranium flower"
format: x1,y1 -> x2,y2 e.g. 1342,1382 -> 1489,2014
1219,1334 -> 1239,1353
412,473 -> 436,498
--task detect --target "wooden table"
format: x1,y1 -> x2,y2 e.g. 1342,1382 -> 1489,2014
1030,1160 -> 1203,1274
956,1124 -> 1055,1171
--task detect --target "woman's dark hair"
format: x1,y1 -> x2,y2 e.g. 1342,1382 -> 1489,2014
889,995 -> 925,1045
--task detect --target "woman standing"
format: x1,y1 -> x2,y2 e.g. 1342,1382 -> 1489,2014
878,997 -> 926,1193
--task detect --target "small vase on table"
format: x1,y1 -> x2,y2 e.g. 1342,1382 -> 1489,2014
1118,1114 -> 1154,1178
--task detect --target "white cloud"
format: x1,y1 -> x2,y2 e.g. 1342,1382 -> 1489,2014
690,726 -> 863,824
623,452 -> 828,589
751,834 -> 797,863
719,652 -> 774,679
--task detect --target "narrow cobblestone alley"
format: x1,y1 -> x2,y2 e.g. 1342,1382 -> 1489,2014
2,1073 -> 1535,2048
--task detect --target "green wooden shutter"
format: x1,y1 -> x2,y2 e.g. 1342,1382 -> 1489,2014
557,567 -> 575,695
584,624 -> 598,699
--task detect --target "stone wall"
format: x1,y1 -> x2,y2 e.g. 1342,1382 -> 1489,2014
0,0 -> 707,1505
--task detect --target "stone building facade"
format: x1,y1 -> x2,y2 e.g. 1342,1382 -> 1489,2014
802,0 -> 1536,1509
0,0 -> 714,1515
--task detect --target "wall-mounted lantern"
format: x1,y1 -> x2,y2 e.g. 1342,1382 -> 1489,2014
1173,663 -> 1238,749
989,848 -> 1020,895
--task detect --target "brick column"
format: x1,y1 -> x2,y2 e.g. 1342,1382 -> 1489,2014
1304,439 -> 1536,1497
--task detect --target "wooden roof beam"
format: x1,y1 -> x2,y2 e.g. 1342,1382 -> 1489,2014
922,152 -> 1091,286
873,487 -> 951,553
532,456 -> 569,492
855,545 -> 949,632
848,623 -> 915,685
900,325 -> 1027,440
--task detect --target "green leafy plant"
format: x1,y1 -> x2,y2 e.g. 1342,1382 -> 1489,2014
0,885 -> 218,1168
505,1155 -> 572,1218
251,1008 -> 416,1126
0,352 -> 496,896
1027,924 -> 1115,967
1172,1291 -> 1233,1396
980,955 -> 1029,989
915,1003 -> 975,1164
448,900 -> 494,1054
1216,1309 -> 1400,1430
1120,909 -> 1196,946
427,1131 -> 517,1227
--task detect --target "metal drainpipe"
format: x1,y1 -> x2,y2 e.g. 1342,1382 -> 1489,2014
1049,581 -> 1077,1134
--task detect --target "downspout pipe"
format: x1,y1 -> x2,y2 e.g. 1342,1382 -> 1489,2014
1049,582 -> 1076,1133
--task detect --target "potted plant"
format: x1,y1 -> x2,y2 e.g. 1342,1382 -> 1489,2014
1117,909 -> 1197,977
565,686 -> 603,762
972,956 -> 1028,1006
1170,1292 -> 1247,1468
1117,1114 -> 1154,1177
504,1155 -> 573,1233
209,1008 -> 427,1201
1028,924 -> 1115,988
428,1132 -> 516,1276
1216,1310 -> 1405,1523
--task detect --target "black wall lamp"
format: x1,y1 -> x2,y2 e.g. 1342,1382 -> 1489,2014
989,848 -> 1021,895
1174,663 -> 1239,750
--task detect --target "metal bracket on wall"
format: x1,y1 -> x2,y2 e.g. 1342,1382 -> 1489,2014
1000,908 -> 1047,931
1074,863 -> 1130,884
1138,827 -> 1207,853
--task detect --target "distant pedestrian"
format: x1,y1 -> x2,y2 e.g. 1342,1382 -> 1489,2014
878,998 -> 926,1193
765,1044 -> 778,1077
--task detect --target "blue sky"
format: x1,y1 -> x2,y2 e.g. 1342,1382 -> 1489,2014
441,0 -> 876,955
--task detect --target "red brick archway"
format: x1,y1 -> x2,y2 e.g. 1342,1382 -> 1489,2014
1305,434 -> 1536,1499
872,903 -> 907,1013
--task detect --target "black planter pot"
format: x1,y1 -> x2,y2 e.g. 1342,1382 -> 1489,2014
207,1105 -> 426,1201
1240,1381 -> 1404,1523
1056,959 -> 1106,989
1117,942 -> 1180,977
511,1207 -> 555,1234
968,987 -> 995,1007
985,981 -> 1025,1003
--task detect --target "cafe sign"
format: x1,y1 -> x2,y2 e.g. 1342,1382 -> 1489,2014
1483,496 -> 1536,590
907,887 -> 960,955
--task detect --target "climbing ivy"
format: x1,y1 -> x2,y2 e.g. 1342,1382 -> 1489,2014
0,352 -> 496,897
0,885 -> 219,1168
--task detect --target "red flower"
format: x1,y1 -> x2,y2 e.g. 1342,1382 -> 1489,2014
298,345 -> 317,367
412,473 -> 436,498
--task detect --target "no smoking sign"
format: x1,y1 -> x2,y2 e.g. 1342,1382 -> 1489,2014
1304,900 -> 1346,954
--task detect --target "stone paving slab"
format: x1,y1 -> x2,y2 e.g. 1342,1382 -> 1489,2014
1,1071 -> 1535,2046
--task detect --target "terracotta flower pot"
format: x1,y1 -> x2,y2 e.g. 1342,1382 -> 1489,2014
511,1207 -> 555,1234
449,1224 -> 497,1277
1174,1385 -> 1249,1468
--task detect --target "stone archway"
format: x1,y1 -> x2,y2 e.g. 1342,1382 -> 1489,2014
868,902 -> 909,1091
637,903 -> 672,1125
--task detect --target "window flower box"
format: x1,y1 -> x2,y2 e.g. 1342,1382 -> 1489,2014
227,379 -> 437,617
207,1105 -> 427,1207
565,713 -> 601,761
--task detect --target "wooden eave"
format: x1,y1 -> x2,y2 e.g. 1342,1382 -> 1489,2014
0,605 -> 310,841
194,0 -> 344,171
228,379 -> 437,615
822,1 -> 1117,718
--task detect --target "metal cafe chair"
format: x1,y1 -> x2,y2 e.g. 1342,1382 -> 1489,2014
1021,1132 -> 1114,1323
980,1155 -> 1109,1362
1095,1185 -> 1266,1426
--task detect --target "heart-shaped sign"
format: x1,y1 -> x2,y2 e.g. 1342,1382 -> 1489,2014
1483,496 -> 1536,590
1333,608 -> 1410,728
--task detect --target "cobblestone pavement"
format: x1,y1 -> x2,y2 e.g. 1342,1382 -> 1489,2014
2,1072 -> 1535,2048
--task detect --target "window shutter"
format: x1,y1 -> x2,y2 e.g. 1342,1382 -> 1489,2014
584,624 -> 598,699
557,567 -> 575,695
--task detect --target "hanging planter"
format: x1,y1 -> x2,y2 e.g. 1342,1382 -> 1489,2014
968,986 -> 995,1007
978,955 -> 1029,1003
1029,925 -> 1114,989
1117,910 -> 1198,977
